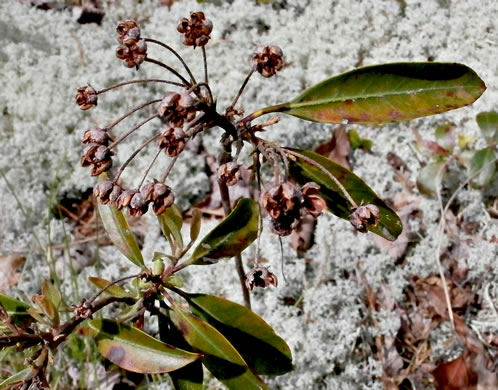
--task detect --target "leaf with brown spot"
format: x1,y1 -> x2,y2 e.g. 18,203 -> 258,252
89,319 -> 201,374
255,63 -> 486,124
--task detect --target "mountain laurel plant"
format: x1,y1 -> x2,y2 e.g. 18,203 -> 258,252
0,12 -> 486,390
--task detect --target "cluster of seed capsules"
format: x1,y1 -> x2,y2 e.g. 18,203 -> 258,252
75,12 -> 290,220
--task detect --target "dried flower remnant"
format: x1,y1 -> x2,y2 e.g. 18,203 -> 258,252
75,85 -> 98,110
177,12 -> 213,47
129,192 -> 148,217
81,144 -> 114,176
350,204 -> 380,233
251,46 -> 284,78
115,20 -> 147,69
300,182 -> 327,217
158,92 -> 196,127
142,181 -> 175,215
157,127 -> 187,157
245,266 -> 278,291
115,189 -> 136,210
217,162 -> 241,186
82,127 -> 110,145
262,182 -> 303,236
93,180 -> 114,204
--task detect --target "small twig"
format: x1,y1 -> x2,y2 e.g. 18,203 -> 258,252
187,82 -> 214,105
108,113 -> 158,150
139,149 -> 161,188
229,69 -> 254,109
113,134 -> 161,183
106,100 -> 161,132
160,155 -> 179,183
144,58 -> 192,88
144,38 -> 197,85
202,46 -> 208,85
97,78 -> 185,95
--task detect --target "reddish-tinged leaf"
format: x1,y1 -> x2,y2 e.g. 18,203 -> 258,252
89,319 -> 201,374
255,63 -> 485,124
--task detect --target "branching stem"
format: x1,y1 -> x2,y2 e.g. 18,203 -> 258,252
106,100 -> 161,132
108,114 -> 158,150
97,78 -> 185,95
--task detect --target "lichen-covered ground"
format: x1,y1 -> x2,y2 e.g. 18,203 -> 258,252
0,0 -> 497,389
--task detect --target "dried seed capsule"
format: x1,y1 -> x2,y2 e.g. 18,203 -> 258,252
116,20 -> 140,44
93,181 -> 114,204
177,12 -> 213,48
350,204 -> 380,233
157,127 -> 187,157
262,182 -> 302,220
129,192 -> 149,216
151,183 -> 175,215
115,189 -> 136,210
116,39 -> 147,69
158,92 -> 196,127
251,45 -> 284,78
245,266 -> 278,291
301,182 -> 327,217
91,159 -> 112,176
75,85 -> 98,110
81,144 -> 100,167
82,127 -> 110,145
109,185 -> 123,207
140,182 -> 155,202
217,162 -> 241,186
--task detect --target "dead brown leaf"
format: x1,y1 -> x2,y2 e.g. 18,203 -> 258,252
0,255 -> 25,291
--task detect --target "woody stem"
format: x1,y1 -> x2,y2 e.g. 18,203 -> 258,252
106,100 -> 161,132
229,69 -> 254,109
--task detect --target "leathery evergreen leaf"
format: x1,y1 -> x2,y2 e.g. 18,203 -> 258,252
170,307 -> 269,390
190,198 -> 259,265
97,176 -> 144,267
88,319 -> 201,374
88,276 -> 134,298
287,148 -> 402,241
256,63 -> 485,124
158,310 -> 203,390
186,293 -> 293,375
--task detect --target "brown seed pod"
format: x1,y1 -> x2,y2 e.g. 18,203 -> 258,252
245,266 -> 278,291
158,92 -> 196,127
157,127 -> 187,157
217,162 -> 241,186
177,12 -> 213,47
151,182 -> 175,215
93,181 -> 114,204
301,182 -> 327,217
115,189 -> 136,210
75,85 -> 98,110
129,192 -> 149,217
251,45 -> 284,78
350,204 -> 380,233
82,127 -> 110,145
116,39 -> 147,69
116,20 -> 140,44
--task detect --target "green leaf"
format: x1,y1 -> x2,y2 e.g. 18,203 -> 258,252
97,178 -> 144,268
476,111 -> 498,144
468,147 -> 496,187
158,309 -> 203,390
287,148 -> 402,241
256,63 -> 485,124
170,307 -> 269,390
88,276 -> 134,298
0,294 -> 31,319
186,294 -> 292,375
435,123 -> 455,153
190,199 -> 259,265
416,162 -> 446,196
88,318 -> 201,374
158,204 -> 184,253
0,368 -> 32,389
348,129 -> 372,151
190,208 -> 201,243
